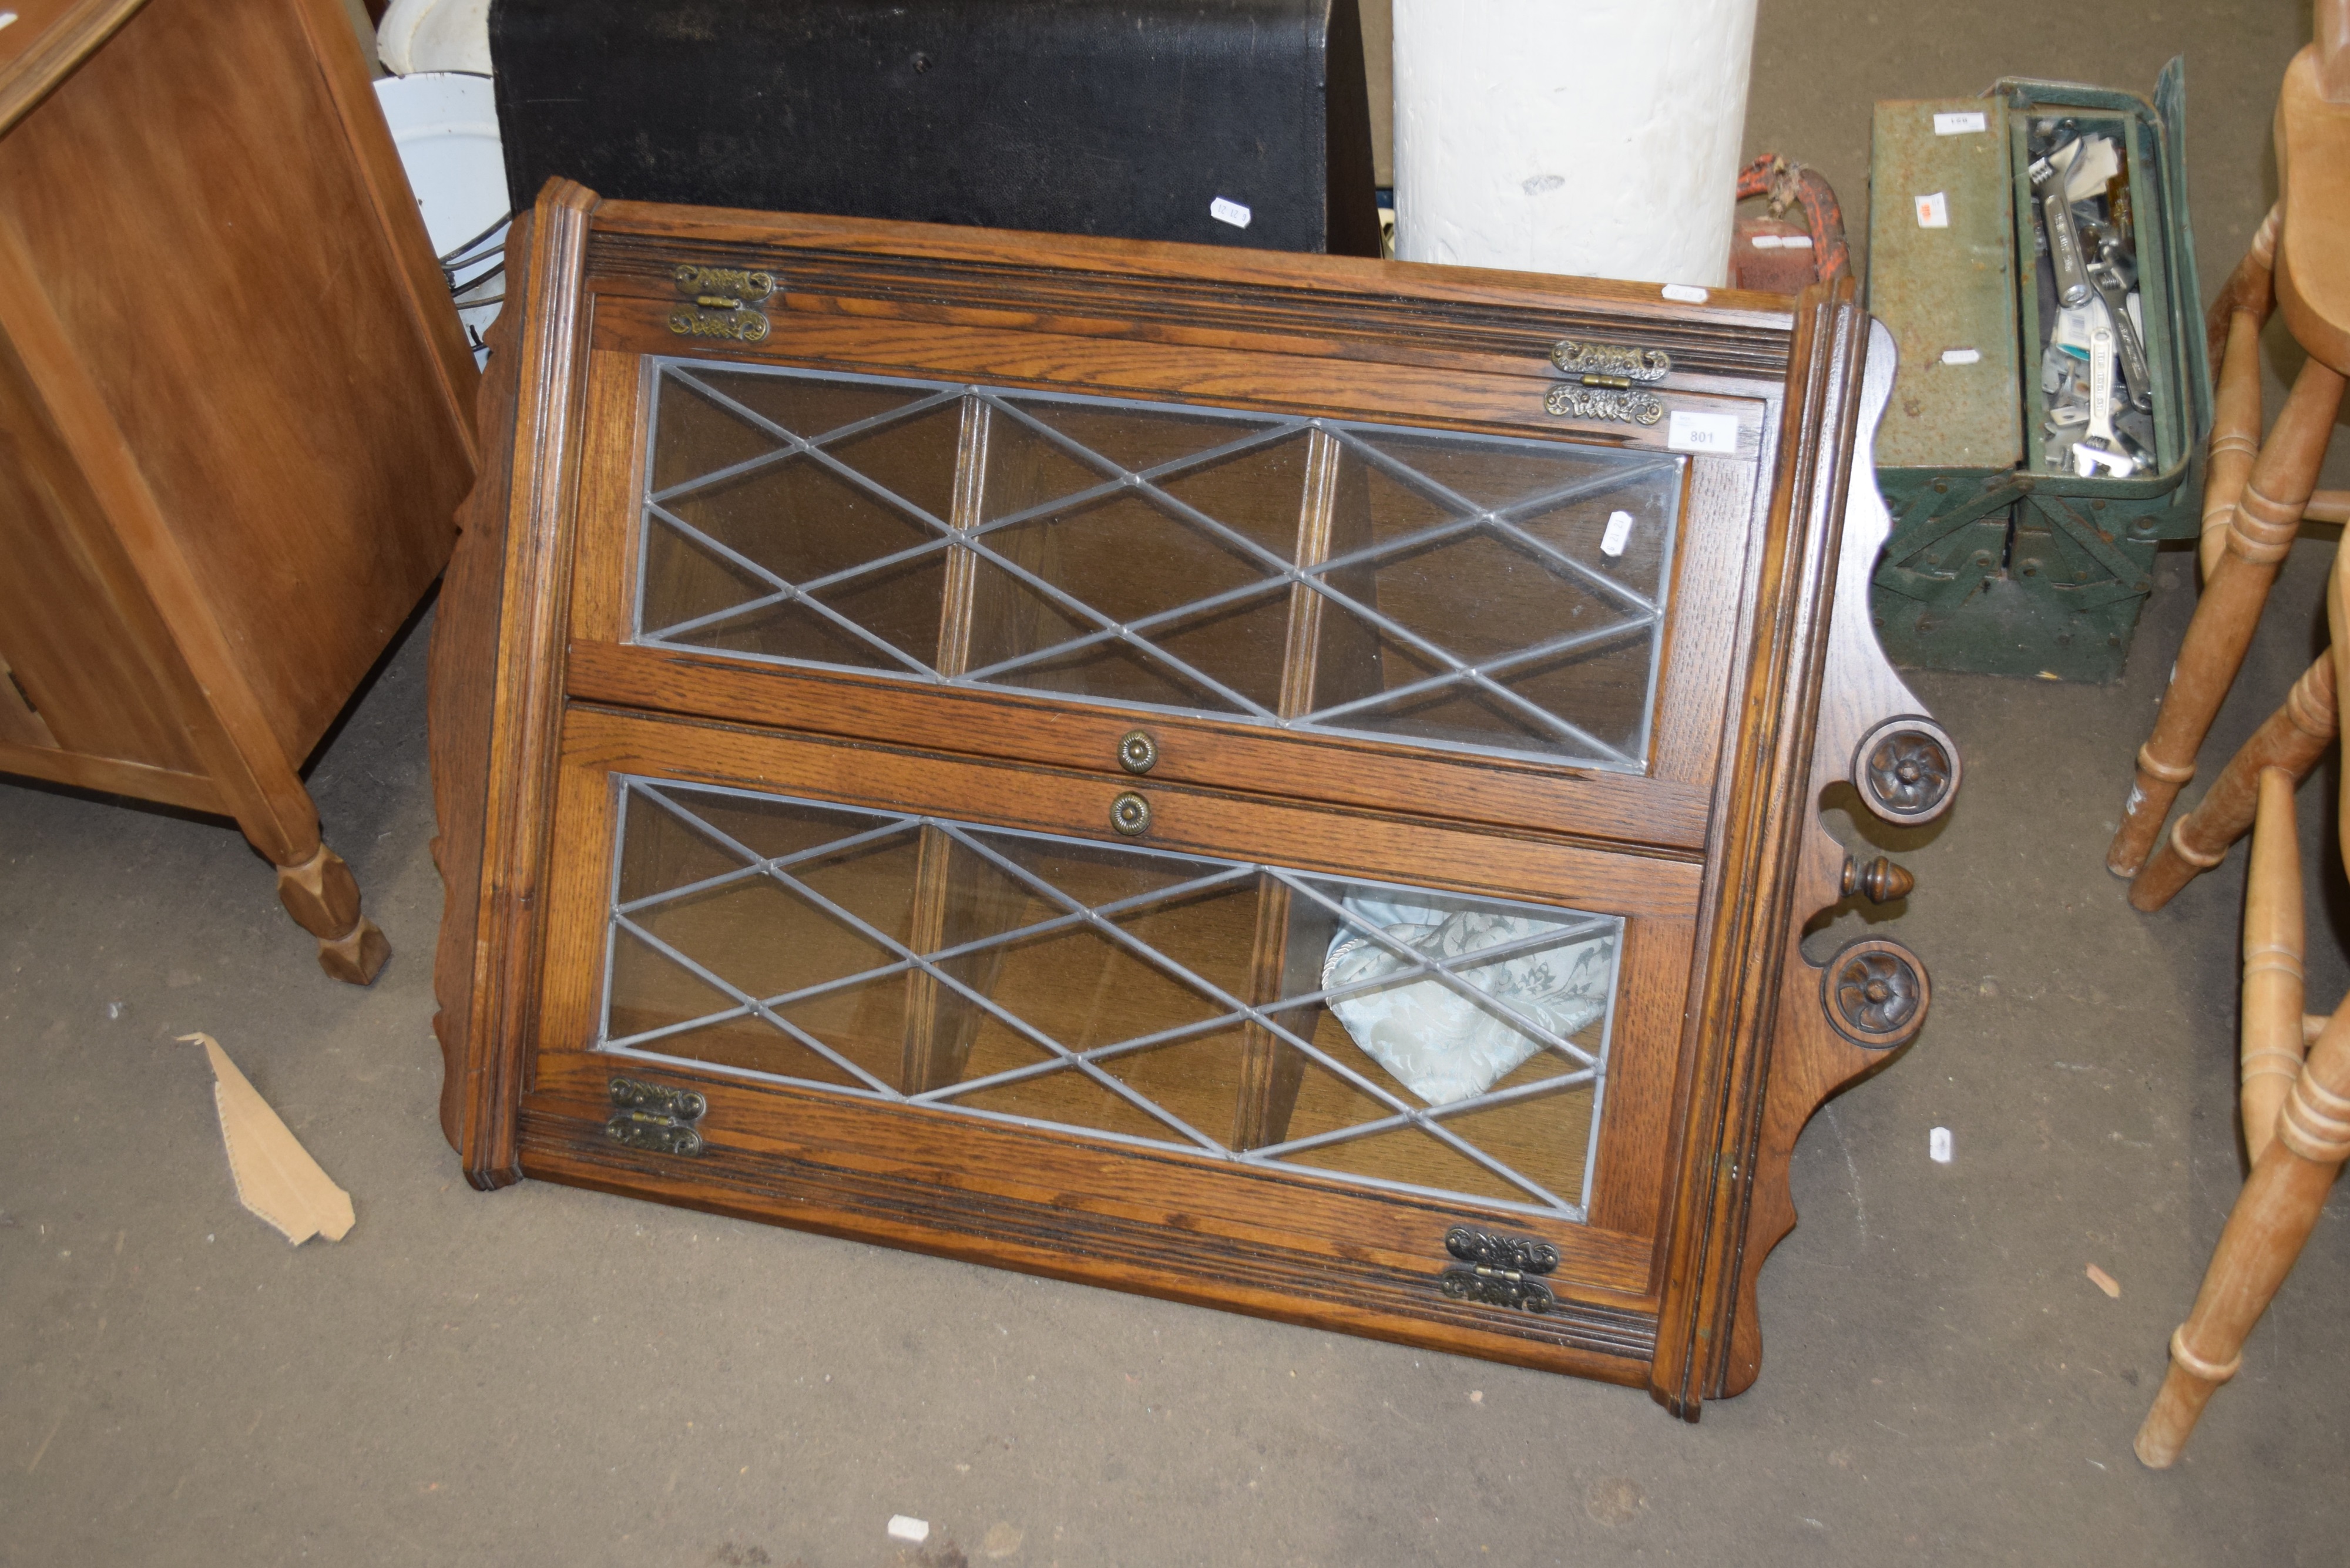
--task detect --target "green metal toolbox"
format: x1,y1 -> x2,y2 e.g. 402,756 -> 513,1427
1865,62 -> 2211,682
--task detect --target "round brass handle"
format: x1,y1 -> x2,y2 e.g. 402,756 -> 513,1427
1109,791 -> 1152,837
1117,730 -> 1159,775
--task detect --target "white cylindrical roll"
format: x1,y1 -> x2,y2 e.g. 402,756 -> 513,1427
1391,0 -> 1758,287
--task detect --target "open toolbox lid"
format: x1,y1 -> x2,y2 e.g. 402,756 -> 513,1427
1868,58 -> 2211,489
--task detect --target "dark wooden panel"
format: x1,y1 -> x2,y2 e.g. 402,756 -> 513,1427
586,205 -> 1801,384
521,1053 -> 1660,1362
566,641 -> 1717,852
594,298 -> 1770,459
558,703 -> 1705,921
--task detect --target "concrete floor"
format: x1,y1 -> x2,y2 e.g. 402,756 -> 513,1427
8,5 -> 2350,1564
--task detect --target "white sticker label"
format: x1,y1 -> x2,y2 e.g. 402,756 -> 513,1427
1600,510 -> 1634,558
1782,234 -> 1812,249
1914,191 -> 1950,229
2052,303 -> 2098,355
1933,110 -> 1988,136
1940,347 -> 1982,365
1929,1127 -> 1954,1164
0,12 -> 17,28
1750,234 -> 1784,249
1666,411 -> 1740,454
1208,196 -> 1252,229
1660,283 -> 1708,304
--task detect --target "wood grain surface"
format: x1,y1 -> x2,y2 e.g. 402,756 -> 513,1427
434,185 -> 1942,1410
0,0 -> 478,979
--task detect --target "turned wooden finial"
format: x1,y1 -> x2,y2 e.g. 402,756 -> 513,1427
1841,854 -> 1915,904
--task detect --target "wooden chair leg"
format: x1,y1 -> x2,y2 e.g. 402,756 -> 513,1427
2108,358 -> 2347,877
2137,1001 -> 2350,1467
274,841 -> 391,985
2201,204 -> 2277,394
2199,304 -> 2271,581
2129,652 -> 2337,911
2240,769 -> 2309,1163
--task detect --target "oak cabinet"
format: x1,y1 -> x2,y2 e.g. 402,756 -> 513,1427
0,0 -> 479,981
431,180 -> 1956,1414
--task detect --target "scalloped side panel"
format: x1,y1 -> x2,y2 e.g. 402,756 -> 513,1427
1720,318 -> 1950,1397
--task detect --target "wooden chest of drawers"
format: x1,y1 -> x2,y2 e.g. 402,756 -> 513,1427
0,0 -> 478,981
431,180 -> 1956,1414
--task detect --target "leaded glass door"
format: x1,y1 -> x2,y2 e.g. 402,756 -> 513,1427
633,364 -> 1683,773
600,774 -> 1619,1218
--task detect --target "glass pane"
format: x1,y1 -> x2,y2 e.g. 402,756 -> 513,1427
689,369 -> 937,445
640,367 -> 960,672
1003,396 -> 1283,476
1303,431 -> 1680,768
600,778 -> 1620,1217
965,407 -> 1309,716
634,362 -> 1680,772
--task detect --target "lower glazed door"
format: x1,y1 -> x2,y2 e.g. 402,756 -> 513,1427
516,707 -> 1698,1379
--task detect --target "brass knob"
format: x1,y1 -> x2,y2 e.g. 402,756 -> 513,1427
1117,730 -> 1159,775
1109,792 -> 1152,837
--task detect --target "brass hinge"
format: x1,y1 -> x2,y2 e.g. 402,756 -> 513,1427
1545,338 -> 1670,425
1434,1224 -> 1560,1315
668,265 -> 778,343
605,1076 -> 709,1157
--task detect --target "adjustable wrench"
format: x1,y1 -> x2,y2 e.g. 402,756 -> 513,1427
2030,155 -> 2093,308
2086,263 -> 2154,412
2072,327 -> 2135,478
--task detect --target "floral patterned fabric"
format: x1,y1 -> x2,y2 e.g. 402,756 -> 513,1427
1321,898 -> 1613,1107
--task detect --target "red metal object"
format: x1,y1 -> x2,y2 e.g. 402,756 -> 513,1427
1731,153 -> 1851,293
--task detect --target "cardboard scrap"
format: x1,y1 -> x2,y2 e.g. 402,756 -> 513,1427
182,1033 -> 354,1244
2086,1263 -> 2121,1299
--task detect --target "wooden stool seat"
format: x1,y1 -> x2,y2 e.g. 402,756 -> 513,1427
2278,45 -> 2350,374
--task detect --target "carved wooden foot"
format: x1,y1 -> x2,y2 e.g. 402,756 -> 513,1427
275,843 -> 390,985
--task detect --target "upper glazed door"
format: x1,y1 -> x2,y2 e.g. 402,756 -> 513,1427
562,223 -> 1794,855
637,364 -> 1682,772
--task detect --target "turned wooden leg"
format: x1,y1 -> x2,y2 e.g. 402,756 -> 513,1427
2201,205 -> 2277,374
2108,358 -> 2346,877
2137,1005 -> 2350,1467
275,841 -> 391,985
2129,653 -> 2337,911
2239,770 -> 2308,1165
2197,306 -> 2269,581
